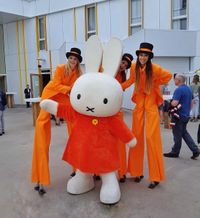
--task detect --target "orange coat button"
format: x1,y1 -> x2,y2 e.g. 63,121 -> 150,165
92,119 -> 98,125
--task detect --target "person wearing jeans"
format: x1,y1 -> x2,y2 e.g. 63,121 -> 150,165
0,90 -> 6,136
164,74 -> 200,159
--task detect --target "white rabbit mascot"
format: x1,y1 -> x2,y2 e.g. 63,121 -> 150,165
40,35 -> 136,204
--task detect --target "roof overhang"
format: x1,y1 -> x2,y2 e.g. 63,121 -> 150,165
0,11 -> 26,24
123,29 -> 196,58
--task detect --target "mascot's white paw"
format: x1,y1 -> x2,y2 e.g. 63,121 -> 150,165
40,99 -> 58,115
100,172 -> 121,204
67,170 -> 94,194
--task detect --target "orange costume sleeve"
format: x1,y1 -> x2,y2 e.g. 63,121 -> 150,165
152,64 -> 172,106
109,115 -> 134,143
121,63 -> 136,90
152,63 -> 172,85
41,64 -> 78,100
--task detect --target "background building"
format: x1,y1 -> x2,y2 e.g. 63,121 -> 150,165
0,0 -> 200,109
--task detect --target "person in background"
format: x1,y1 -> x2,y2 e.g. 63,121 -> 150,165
162,83 -> 171,128
24,84 -> 31,108
0,90 -> 7,136
190,75 -> 200,122
158,85 -> 165,124
197,123 -> 200,146
121,42 -> 172,189
198,83 -> 200,119
164,74 -> 200,159
31,47 -> 82,195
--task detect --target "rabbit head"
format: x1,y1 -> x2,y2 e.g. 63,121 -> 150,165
70,35 -> 123,117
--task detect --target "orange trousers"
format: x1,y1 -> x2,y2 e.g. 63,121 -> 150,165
117,111 -> 127,178
128,107 -> 165,182
31,94 -> 72,185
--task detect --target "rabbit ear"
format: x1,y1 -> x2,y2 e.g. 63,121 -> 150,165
85,35 -> 103,73
102,38 -> 122,77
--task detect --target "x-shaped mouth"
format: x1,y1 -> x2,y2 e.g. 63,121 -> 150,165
86,106 -> 95,112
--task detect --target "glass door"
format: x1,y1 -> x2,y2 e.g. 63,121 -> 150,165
30,74 -> 42,98
30,73 -> 51,97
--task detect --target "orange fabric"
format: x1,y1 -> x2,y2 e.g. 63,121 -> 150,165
115,71 -> 127,178
31,64 -> 79,185
124,62 -> 172,182
116,111 -> 127,178
41,64 -> 79,100
115,71 -> 123,84
57,104 -> 135,174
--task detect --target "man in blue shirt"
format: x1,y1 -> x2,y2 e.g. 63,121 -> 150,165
164,74 -> 200,159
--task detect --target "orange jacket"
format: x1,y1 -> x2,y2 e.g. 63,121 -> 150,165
41,64 -> 80,100
121,62 -> 172,106
57,104 -> 134,174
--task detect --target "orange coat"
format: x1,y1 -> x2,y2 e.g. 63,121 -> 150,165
122,63 -> 171,106
58,103 -> 134,174
31,64 -> 79,185
122,62 -> 172,182
41,64 -> 79,100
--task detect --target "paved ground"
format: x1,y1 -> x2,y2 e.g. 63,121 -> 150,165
0,106 -> 200,218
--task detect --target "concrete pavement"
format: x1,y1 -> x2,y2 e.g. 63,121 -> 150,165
0,106 -> 200,218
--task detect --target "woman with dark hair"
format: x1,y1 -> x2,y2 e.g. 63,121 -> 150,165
32,48 -> 82,195
121,42 -> 172,189
115,53 -> 133,183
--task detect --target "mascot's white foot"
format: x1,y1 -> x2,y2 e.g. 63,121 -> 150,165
67,170 -> 94,194
100,172 -> 121,204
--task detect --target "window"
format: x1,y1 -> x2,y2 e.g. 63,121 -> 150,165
172,0 -> 187,30
86,5 -> 96,39
38,17 -> 46,50
130,0 -> 142,35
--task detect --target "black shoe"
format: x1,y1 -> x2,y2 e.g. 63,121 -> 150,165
2,131 -> 5,134
38,188 -> 46,196
0,133 -> 2,136
148,181 -> 159,189
163,152 -> 179,158
70,171 -> 76,177
93,174 -> 101,180
119,175 -> 126,183
34,185 -> 40,191
191,151 -> 200,160
134,175 -> 144,183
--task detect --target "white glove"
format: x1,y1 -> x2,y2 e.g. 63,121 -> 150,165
40,99 -> 58,115
127,137 -> 137,148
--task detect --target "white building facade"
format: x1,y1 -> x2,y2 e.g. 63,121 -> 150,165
0,0 -> 200,109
